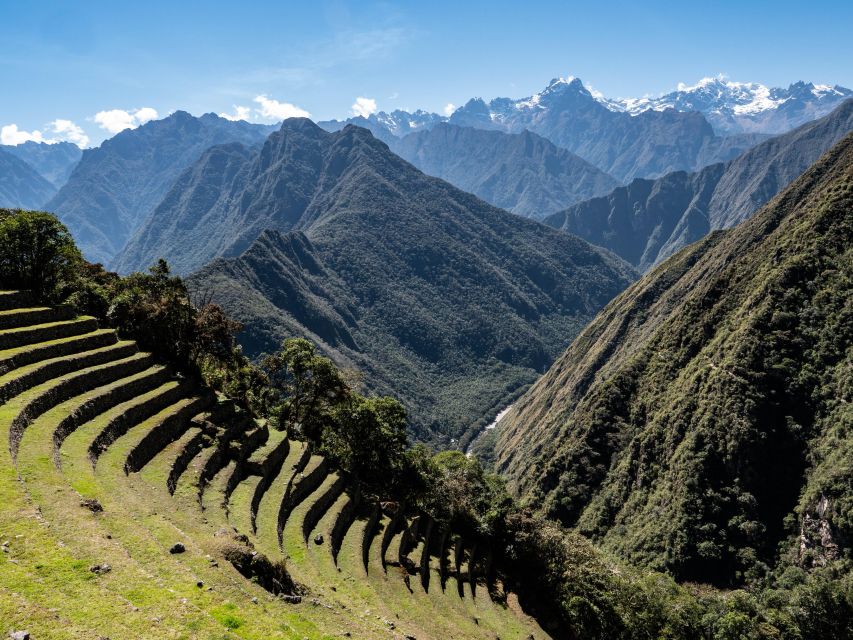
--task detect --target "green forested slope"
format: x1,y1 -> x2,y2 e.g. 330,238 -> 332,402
168,121 -> 637,443
496,132 -> 853,585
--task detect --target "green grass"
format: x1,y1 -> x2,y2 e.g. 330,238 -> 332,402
0,304 -> 553,639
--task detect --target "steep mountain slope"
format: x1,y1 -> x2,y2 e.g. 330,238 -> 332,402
45,112 -> 275,265
124,119 -> 639,440
0,147 -> 56,209
494,132 -> 853,585
547,99 -> 853,270
604,77 -> 853,135
387,124 -> 620,219
1,140 -> 82,187
445,77 -> 767,182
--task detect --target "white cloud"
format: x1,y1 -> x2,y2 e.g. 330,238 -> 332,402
1,119 -> 90,147
1,124 -> 46,145
351,96 -> 378,118
443,103 -> 456,116
49,119 -> 90,147
219,105 -> 252,122
93,107 -> 159,134
253,95 -> 311,121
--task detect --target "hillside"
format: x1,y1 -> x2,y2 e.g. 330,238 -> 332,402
388,124 -> 619,219
45,112 -> 275,265
494,132 -> 853,585
1,140 -> 82,188
0,289 -> 555,639
0,147 -> 56,209
547,99 -> 853,270
115,119 -> 640,441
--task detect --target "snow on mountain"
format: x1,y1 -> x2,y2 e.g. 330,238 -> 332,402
371,109 -> 446,135
322,76 -> 851,142
601,76 -> 853,134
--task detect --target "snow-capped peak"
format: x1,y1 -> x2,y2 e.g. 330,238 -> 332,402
596,75 -> 852,134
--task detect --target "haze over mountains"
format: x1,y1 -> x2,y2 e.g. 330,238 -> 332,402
1,141 -> 82,188
0,146 -> 56,210
546,99 -> 853,270
388,124 -> 620,218
0,141 -> 82,209
495,131 -> 853,585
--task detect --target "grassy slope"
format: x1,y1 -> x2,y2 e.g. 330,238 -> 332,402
0,305 -> 546,638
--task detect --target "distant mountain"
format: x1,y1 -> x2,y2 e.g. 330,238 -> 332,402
603,77 -> 853,135
45,111 -> 276,266
445,77 -> 768,182
546,99 -> 853,270
387,124 -> 620,219
122,118 -> 637,441
321,77 -> 853,183
1,140 -> 82,188
319,109 -> 443,140
494,131 -> 853,585
0,146 -> 56,209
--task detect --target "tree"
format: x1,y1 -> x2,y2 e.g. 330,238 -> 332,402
261,338 -> 348,438
0,209 -> 81,300
107,259 -> 196,367
324,395 -> 408,490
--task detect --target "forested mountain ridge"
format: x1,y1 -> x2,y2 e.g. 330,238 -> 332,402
169,119 -> 638,442
45,111 -> 276,266
546,99 -> 853,270
495,131 -> 853,585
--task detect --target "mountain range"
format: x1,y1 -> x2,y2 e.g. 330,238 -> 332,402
114,118 -> 641,441
387,124 -> 620,218
326,77 -> 769,183
494,131 -> 853,585
545,99 -> 853,270
603,77 -> 853,135
1,140 -> 82,188
45,111 -> 276,265
0,146 -> 56,210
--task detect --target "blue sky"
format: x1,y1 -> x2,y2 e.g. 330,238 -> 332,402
1,0 -> 851,147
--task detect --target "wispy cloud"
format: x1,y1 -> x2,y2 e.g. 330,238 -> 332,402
443,103 -> 456,116
224,25 -> 412,92
351,97 -> 378,118
93,107 -> 158,134
1,119 -> 90,147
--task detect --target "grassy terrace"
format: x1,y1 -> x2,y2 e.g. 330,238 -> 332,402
0,292 -> 547,639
